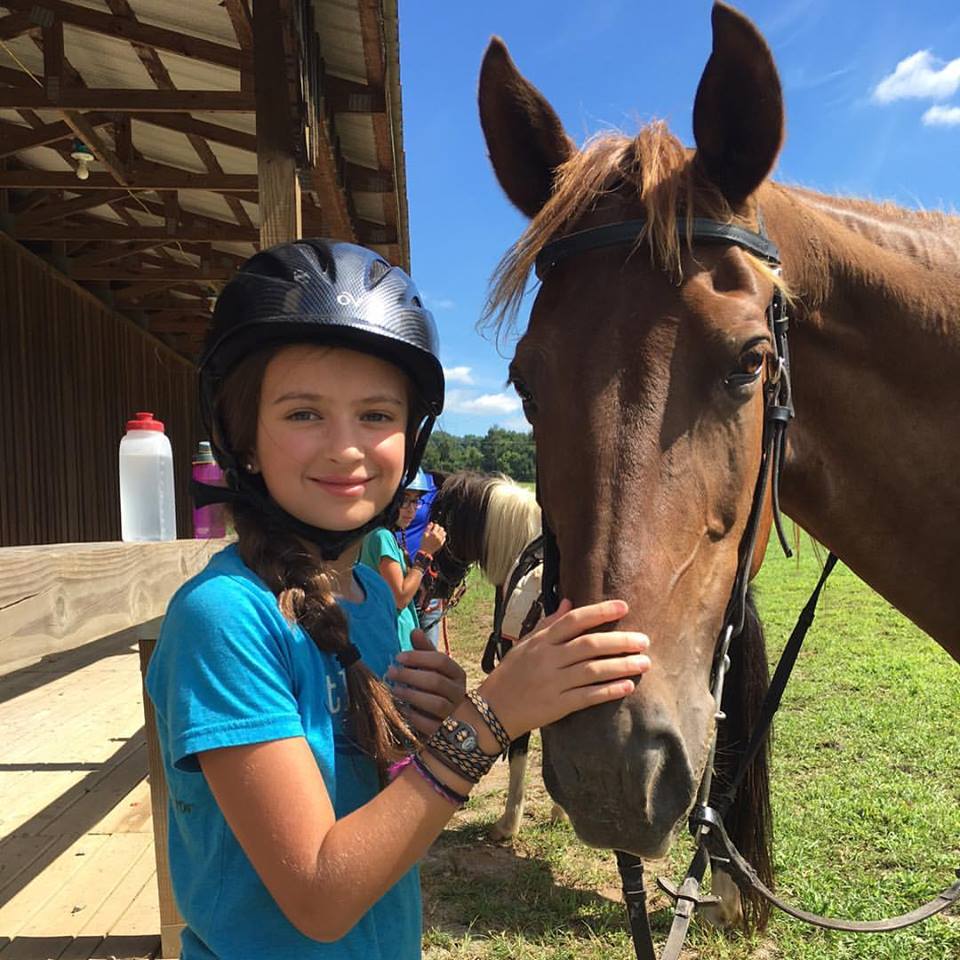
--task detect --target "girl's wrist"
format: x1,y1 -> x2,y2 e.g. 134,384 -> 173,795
414,748 -> 475,798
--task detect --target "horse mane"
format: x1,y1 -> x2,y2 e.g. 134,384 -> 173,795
482,122 -> 788,336
481,479 -> 541,586
713,589 -> 773,931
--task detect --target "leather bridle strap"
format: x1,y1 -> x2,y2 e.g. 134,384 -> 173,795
535,217 -> 782,278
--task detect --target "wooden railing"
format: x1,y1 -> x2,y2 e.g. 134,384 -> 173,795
0,538 -> 229,958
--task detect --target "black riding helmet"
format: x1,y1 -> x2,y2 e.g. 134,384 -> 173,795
195,239 -> 445,559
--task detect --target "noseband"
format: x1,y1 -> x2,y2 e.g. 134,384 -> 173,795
530,215 -> 960,959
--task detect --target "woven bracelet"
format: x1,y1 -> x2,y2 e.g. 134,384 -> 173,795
466,690 -> 511,755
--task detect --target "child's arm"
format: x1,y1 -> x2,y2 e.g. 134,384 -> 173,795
199,598 -> 650,943
377,555 -> 425,610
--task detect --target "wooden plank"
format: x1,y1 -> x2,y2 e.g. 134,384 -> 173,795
133,114 -> 255,154
16,834 -> 153,939
0,169 -> 257,190
254,0 -> 301,247
138,639 -> 182,959
0,833 -> 109,939
42,18 -> 64,101
0,89 -> 254,112
0,10 -> 45,41
70,265 -> 235,281
14,190 -> 130,228
12,223 -> 257,241
1,0 -> 249,72
0,541 -> 227,670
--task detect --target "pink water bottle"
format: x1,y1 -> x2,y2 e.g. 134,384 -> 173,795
192,441 -> 227,538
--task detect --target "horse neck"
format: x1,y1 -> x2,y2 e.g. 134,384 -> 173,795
768,185 -> 960,658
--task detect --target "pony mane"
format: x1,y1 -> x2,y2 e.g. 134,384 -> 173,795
481,478 -> 541,586
481,121 -> 788,336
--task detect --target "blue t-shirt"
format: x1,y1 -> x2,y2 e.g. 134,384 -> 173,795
145,545 -> 421,960
358,528 -> 419,649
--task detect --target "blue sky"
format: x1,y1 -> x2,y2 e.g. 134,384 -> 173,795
398,0 -> 960,436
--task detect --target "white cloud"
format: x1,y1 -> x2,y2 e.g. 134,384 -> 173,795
872,50 -> 960,103
446,389 -> 521,415
923,104 -> 960,126
423,291 -> 456,311
443,365 -> 474,385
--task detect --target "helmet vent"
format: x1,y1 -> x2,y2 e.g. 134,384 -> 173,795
411,296 -> 423,308
368,258 -> 392,287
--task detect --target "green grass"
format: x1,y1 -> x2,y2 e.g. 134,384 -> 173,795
422,536 -> 960,959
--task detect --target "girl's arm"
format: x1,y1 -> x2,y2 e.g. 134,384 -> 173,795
377,555 -> 424,610
198,598 -> 650,943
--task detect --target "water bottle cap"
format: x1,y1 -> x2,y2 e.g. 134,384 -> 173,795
127,411 -> 165,432
194,440 -> 216,464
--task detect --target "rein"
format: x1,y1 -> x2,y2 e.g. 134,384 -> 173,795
531,215 -> 960,959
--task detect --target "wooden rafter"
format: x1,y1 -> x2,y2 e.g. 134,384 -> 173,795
0,9 -> 49,41
134,114 -> 256,154
101,0 -> 252,231
14,189 -> 131,227
0,88 -> 255,111
70,241 -> 168,268
70,263 -> 235,281
0,113 -> 113,159
1,0 -> 250,71
0,169 -> 258,190
12,223 -> 257,241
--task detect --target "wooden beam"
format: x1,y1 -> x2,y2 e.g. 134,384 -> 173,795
0,169 -> 258,190
71,264 -> 235,280
148,317 -> 211,334
1,0 -> 250,71
356,221 -> 397,246
223,0 -> 253,51
0,89 -> 255,112
324,76 -> 386,114
0,112 -> 113,159
0,9 -> 49,41
15,189 -> 130,227
71,241 -> 167,268
61,110 -> 132,185
42,18 -> 64,101
133,113 -> 256,153
345,162 -> 394,193
254,0 -> 301,247
12,223 -> 258,241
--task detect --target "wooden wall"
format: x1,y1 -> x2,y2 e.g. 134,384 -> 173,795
1,234 -> 200,546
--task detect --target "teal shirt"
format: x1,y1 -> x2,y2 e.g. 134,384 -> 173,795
358,527 -> 419,650
145,545 -> 421,960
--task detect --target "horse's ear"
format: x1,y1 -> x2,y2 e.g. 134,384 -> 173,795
479,38 -> 574,219
692,3 -> 784,207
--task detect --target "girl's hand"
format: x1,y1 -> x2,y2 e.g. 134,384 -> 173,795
419,522 -> 447,556
387,629 -> 467,737
478,598 -> 650,739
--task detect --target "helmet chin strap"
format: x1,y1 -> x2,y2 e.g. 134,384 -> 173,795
193,414 -> 436,562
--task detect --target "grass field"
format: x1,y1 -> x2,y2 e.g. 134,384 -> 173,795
420,535 -> 960,959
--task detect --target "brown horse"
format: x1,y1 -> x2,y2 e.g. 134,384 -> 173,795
478,0 -> 960,931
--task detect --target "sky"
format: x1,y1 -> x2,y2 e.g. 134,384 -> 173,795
398,0 -> 960,436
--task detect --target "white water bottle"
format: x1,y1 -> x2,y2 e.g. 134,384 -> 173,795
119,412 -> 177,541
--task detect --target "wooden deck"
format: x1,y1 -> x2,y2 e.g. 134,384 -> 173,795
0,630 -> 161,960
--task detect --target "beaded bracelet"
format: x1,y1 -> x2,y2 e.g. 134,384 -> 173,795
466,690 -> 511,755
412,754 -> 469,808
388,753 -> 469,808
413,550 -> 433,573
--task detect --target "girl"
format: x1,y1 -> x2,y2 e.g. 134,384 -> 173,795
359,469 -> 445,650
146,240 -> 651,960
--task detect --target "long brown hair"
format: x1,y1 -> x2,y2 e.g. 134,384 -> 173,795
216,346 -> 416,780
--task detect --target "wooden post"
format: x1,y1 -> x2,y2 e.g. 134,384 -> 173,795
139,623 -> 186,960
253,0 -> 302,248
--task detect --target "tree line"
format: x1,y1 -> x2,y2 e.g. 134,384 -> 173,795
423,427 -> 535,482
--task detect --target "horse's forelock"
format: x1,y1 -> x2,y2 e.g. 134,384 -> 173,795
481,121 -> 791,340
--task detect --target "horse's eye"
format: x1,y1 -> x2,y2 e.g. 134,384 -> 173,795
738,349 -> 765,377
724,346 -> 767,391
512,380 -> 537,419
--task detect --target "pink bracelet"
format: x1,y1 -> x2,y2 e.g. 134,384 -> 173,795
388,753 -> 468,808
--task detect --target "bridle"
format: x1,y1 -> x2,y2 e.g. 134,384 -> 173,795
529,215 -> 960,960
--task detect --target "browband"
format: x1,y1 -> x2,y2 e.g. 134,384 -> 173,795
535,216 -> 781,279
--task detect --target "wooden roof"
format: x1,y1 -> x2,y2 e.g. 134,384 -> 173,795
0,0 -> 409,360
